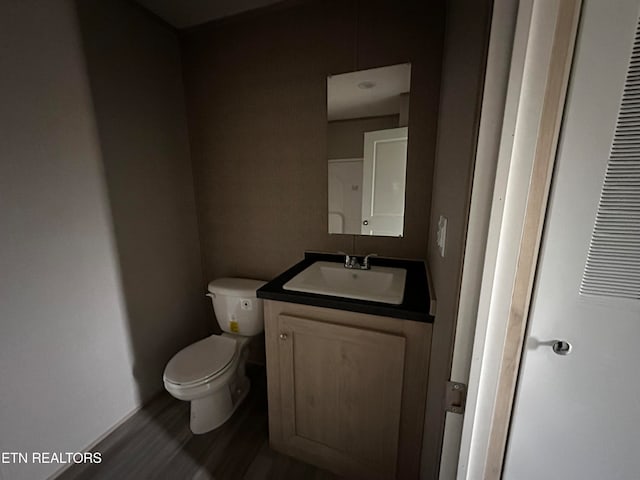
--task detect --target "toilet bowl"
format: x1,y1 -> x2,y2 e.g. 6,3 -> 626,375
163,278 -> 266,434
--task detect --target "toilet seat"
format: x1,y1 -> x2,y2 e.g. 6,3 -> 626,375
164,335 -> 237,387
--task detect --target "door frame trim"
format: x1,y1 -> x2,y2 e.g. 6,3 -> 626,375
456,0 -> 583,478
483,1 -> 582,476
438,0 -> 520,477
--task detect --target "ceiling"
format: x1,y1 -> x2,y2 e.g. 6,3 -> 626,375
133,0 -> 285,28
328,64 -> 411,121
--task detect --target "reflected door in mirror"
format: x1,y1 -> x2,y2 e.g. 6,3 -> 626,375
361,127 -> 407,236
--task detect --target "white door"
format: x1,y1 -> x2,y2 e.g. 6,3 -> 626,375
504,2 -> 640,479
361,127 -> 408,236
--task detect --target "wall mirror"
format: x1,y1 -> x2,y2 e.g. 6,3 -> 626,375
327,63 -> 411,237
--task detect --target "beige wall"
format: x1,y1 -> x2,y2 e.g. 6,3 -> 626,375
421,0 -> 493,478
180,0 -> 444,288
75,0 -> 209,402
0,1 -> 209,478
0,2 -> 139,479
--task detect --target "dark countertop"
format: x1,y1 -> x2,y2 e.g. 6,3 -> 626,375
257,252 -> 435,323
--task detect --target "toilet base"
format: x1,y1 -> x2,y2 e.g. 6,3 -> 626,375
190,375 -> 250,434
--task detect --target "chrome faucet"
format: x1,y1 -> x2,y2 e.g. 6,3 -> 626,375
342,253 -> 377,270
362,253 -> 377,269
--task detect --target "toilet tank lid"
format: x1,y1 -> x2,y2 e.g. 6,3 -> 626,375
207,278 -> 267,297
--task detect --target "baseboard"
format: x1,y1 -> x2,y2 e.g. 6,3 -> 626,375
47,404 -> 142,479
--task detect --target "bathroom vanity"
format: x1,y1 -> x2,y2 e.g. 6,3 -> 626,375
257,253 -> 434,480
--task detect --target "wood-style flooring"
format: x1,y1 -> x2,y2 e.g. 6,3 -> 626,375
57,367 -> 340,480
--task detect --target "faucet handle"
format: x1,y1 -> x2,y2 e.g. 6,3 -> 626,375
363,253 -> 378,268
339,252 -> 352,267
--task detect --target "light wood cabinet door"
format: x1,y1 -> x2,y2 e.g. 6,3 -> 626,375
264,300 -> 432,479
276,313 -> 406,480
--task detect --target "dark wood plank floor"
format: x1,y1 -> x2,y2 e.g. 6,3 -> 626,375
58,367 -> 340,480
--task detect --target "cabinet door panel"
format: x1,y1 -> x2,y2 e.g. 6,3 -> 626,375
277,314 -> 406,479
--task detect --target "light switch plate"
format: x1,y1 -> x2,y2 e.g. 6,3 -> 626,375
437,215 -> 447,257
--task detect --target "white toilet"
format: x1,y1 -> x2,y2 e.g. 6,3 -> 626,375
163,278 -> 266,434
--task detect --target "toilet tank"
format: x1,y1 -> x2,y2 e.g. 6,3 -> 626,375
207,278 -> 267,336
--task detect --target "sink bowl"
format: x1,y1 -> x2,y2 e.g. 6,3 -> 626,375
282,261 -> 407,305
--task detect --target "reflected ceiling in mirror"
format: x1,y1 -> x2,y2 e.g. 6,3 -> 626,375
327,63 -> 411,237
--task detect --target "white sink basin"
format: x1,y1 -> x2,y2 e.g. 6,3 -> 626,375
283,261 -> 407,305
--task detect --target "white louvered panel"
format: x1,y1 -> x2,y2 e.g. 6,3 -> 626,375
580,35 -> 640,300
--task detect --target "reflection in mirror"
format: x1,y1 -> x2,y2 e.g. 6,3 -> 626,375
327,63 -> 411,237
